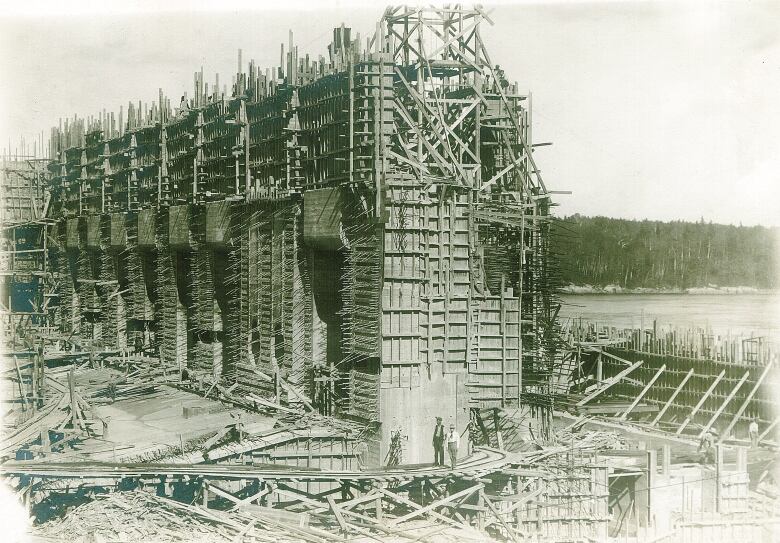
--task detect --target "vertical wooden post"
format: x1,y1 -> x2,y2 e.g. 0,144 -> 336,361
307,429 -> 312,468
662,444 -> 671,477
31,352 -> 38,410
41,428 -> 50,455
536,478 -> 543,535
596,352 -> 603,383
476,489 -> 485,531
22,485 -> 31,516
737,446 -> 747,472
500,275 -> 506,406
715,445 -> 723,513
348,62 -> 354,185
493,408 -> 504,450
37,341 -> 45,407
68,366 -> 81,429
274,367 -> 281,404
646,449 -> 656,525
13,356 -> 27,411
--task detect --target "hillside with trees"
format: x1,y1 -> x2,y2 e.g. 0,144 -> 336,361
552,215 -> 778,290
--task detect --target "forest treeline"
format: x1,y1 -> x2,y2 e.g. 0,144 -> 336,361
551,215 -> 779,289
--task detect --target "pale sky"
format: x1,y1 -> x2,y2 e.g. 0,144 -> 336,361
1,0 -> 779,226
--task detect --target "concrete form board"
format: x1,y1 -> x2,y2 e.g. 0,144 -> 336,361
138,208 -> 156,247
303,188 -> 343,251
110,213 -> 127,248
85,214 -> 102,249
205,201 -> 231,246
169,204 -> 191,248
65,217 -> 81,249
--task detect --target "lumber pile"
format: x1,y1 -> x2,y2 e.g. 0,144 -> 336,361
31,489 -> 499,543
32,490 -> 326,543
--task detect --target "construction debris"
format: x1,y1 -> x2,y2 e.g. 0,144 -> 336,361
1,4 -> 778,543
33,490 -> 337,543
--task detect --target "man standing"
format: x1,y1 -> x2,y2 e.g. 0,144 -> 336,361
749,418 -> 760,448
446,424 -> 459,469
432,416 -> 445,466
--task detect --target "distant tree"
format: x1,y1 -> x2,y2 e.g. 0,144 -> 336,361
551,216 -> 778,289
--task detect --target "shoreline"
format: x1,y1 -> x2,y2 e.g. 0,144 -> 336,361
560,284 -> 778,295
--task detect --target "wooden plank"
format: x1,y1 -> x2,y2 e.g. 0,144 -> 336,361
13,356 -> 28,410
68,366 -> 84,430
481,490 -> 521,542
583,404 -> 657,415
331,491 -> 381,512
758,418 -> 780,442
719,360 -> 775,443
676,369 -> 725,435
576,359 -> 644,406
376,487 -> 462,528
619,364 -> 665,420
699,370 -> 750,439
336,505 -> 424,539
247,394 -> 299,414
600,350 -> 639,366
326,495 -> 348,533
325,494 -> 384,524
204,482 -> 243,506
252,368 -> 315,411
280,379 -> 315,412
273,486 -> 331,510
229,487 -> 272,511
651,368 -> 694,427
280,485 -> 346,513
388,483 -> 482,526
484,487 -> 542,529
202,426 -> 231,451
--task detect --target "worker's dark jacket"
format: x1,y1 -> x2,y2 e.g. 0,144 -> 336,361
433,424 -> 445,446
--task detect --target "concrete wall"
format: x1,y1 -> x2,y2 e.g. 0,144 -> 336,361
379,361 -> 469,465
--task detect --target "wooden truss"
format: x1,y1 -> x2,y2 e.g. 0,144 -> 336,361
382,5 -> 546,200
3,446 -> 609,541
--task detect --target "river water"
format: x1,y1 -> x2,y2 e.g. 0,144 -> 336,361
558,293 -> 780,342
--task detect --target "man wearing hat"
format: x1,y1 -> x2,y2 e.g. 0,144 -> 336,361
432,416 -> 445,466
446,423 -> 459,469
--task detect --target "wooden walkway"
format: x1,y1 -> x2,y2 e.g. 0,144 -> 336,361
2,446 -> 510,483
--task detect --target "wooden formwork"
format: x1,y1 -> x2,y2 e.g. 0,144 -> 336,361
572,323 -> 778,442
155,208 -> 181,369
0,157 -> 52,352
36,5 -> 556,466
0,157 -> 49,224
